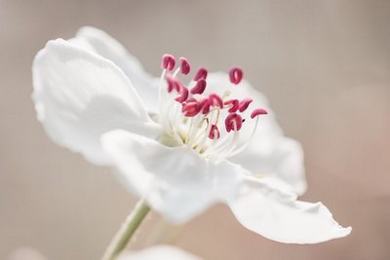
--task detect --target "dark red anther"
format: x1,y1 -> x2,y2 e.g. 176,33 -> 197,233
182,100 -> 201,117
250,108 -> 268,119
200,98 -> 212,114
238,98 -> 253,112
208,93 -> 223,109
209,124 -> 221,139
190,79 -> 207,95
179,57 -> 191,75
224,99 -> 239,113
229,67 -> 243,85
175,84 -> 189,103
225,113 -> 243,132
194,67 -> 208,81
161,54 -> 176,71
166,76 -> 181,93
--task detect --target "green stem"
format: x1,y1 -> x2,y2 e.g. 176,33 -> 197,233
102,199 -> 150,260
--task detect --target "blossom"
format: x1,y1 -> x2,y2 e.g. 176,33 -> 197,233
118,245 -> 200,260
32,27 -> 351,244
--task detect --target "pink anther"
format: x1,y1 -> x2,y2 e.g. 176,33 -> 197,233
194,67 -> 208,81
238,98 -> 253,112
229,67 -> 243,85
225,113 -> 243,132
208,93 -> 224,109
209,124 -> 221,139
200,98 -> 212,114
182,100 -> 201,117
175,84 -> 189,103
161,54 -> 176,71
179,57 -> 191,75
190,79 -> 207,95
166,76 -> 181,93
250,108 -> 268,119
224,99 -> 239,113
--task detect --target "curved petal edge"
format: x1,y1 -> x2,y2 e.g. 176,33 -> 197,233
228,176 -> 351,244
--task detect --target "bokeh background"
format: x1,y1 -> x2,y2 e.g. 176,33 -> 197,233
1,0 -> 389,259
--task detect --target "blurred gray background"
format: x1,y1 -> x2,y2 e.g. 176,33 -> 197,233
1,0 -> 389,259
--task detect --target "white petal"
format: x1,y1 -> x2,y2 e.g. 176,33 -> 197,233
118,246 -> 201,260
33,39 -> 160,165
71,26 -> 159,112
101,130 -> 242,223
207,72 -> 307,195
228,176 -> 351,244
232,137 -> 306,195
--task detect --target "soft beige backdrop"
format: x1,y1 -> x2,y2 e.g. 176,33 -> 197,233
1,0 -> 389,259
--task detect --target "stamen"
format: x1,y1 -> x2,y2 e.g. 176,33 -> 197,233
224,99 -> 239,113
166,104 -> 185,145
238,98 -> 253,112
228,114 -> 261,157
172,67 -> 181,78
206,121 -> 239,160
190,79 -> 207,94
225,113 -> 243,132
251,108 -> 268,118
182,100 -> 201,117
194,67 -> 208,81
179,57 -> 191,75
189,118 -> 209,147
174,84 -> 189,103
209,124 -> 220,139
202,133 -> 231,158
186,116 -> 203,144
198,98 -> 211,114
166,76 -> 181,93
208,94 -> 224,109
161,54 -> 176,71
229,67 -> 243,85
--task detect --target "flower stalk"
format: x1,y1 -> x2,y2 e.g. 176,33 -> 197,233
102,199 -> 150,260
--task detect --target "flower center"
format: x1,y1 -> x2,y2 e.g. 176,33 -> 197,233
158,54 -> 267,161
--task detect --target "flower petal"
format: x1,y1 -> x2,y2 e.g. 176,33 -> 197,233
71,26 -> 159,112
207,72 -> 307,195
232,136 -> 306,195
101,130 -> 242,223
228,176 -> 351,244
33,39 -> 160,165
118,245 -> 201,260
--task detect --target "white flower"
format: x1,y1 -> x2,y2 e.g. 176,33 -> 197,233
118,245 -> 201,260
32,26 -> 351,244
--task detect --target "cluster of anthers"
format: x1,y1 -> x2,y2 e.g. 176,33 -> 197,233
158,54 -> 268,161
